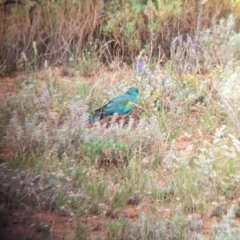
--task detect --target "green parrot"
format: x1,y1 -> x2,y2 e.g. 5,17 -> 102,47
89,87 -> 139,121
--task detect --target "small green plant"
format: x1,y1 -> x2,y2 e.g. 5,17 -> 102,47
174,165 -> 206,213
0,102 -> 10,145
54,192 -> 67,214
70,43 -> 100,77
83,137 -> 128,166
128,214 -> 191,240
214,158 -> 240,199
83,179 -> 106,213
73,224 -> 88,240
73,212 -> 89,240
212,205 -> 240,240
110,185 -> 133,210
107,217 -> 130,239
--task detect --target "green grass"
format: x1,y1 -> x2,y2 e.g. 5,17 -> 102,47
107,218 -> 130,239
214,158 -> 240,199
0,102 -> 10,146
174,165 -> 207,214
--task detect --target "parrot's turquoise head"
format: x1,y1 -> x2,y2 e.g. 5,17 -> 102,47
126,87 -> 139,102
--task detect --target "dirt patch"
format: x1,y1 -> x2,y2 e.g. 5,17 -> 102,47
0,210 -> 74,240
0,207 -> 139,240
200,216 -> 219,239
0,76 -> 19,101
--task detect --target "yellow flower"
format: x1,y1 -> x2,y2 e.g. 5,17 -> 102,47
149,102 -> 155,108
184,74 -> 195,81
151,94 -> 158,101
206,74 -> 212,78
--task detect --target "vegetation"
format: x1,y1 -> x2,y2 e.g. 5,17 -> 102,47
0,0 -> 240,72
1,0 -> 240,239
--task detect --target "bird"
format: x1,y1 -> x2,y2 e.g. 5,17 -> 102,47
89,87 -> 139,122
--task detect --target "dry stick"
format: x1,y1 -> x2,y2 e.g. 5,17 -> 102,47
134,103 -> 147,111
0,64 -> 6,74
157,45 -> 165,65
97,40 -> 115,64
149,38 -> 153,62
212,79 -> 240,133
219,96 -> 240,133
41,23 -> 83,66
51,28 -> 78,66
195,0 -> 202,68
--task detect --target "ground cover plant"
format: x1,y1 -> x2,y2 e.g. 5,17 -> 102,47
1,1 -> 240,240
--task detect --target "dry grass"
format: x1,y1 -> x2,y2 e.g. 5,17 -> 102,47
1,0 -> 240,73
0,0 -> 105,71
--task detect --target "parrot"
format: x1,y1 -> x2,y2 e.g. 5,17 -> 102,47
89,87 -> 139,122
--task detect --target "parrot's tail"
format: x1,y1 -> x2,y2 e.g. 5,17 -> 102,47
89,107 -> 113,122
88,115 -> 97,122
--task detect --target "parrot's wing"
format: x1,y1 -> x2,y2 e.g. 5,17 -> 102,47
95,94 -> 134,118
